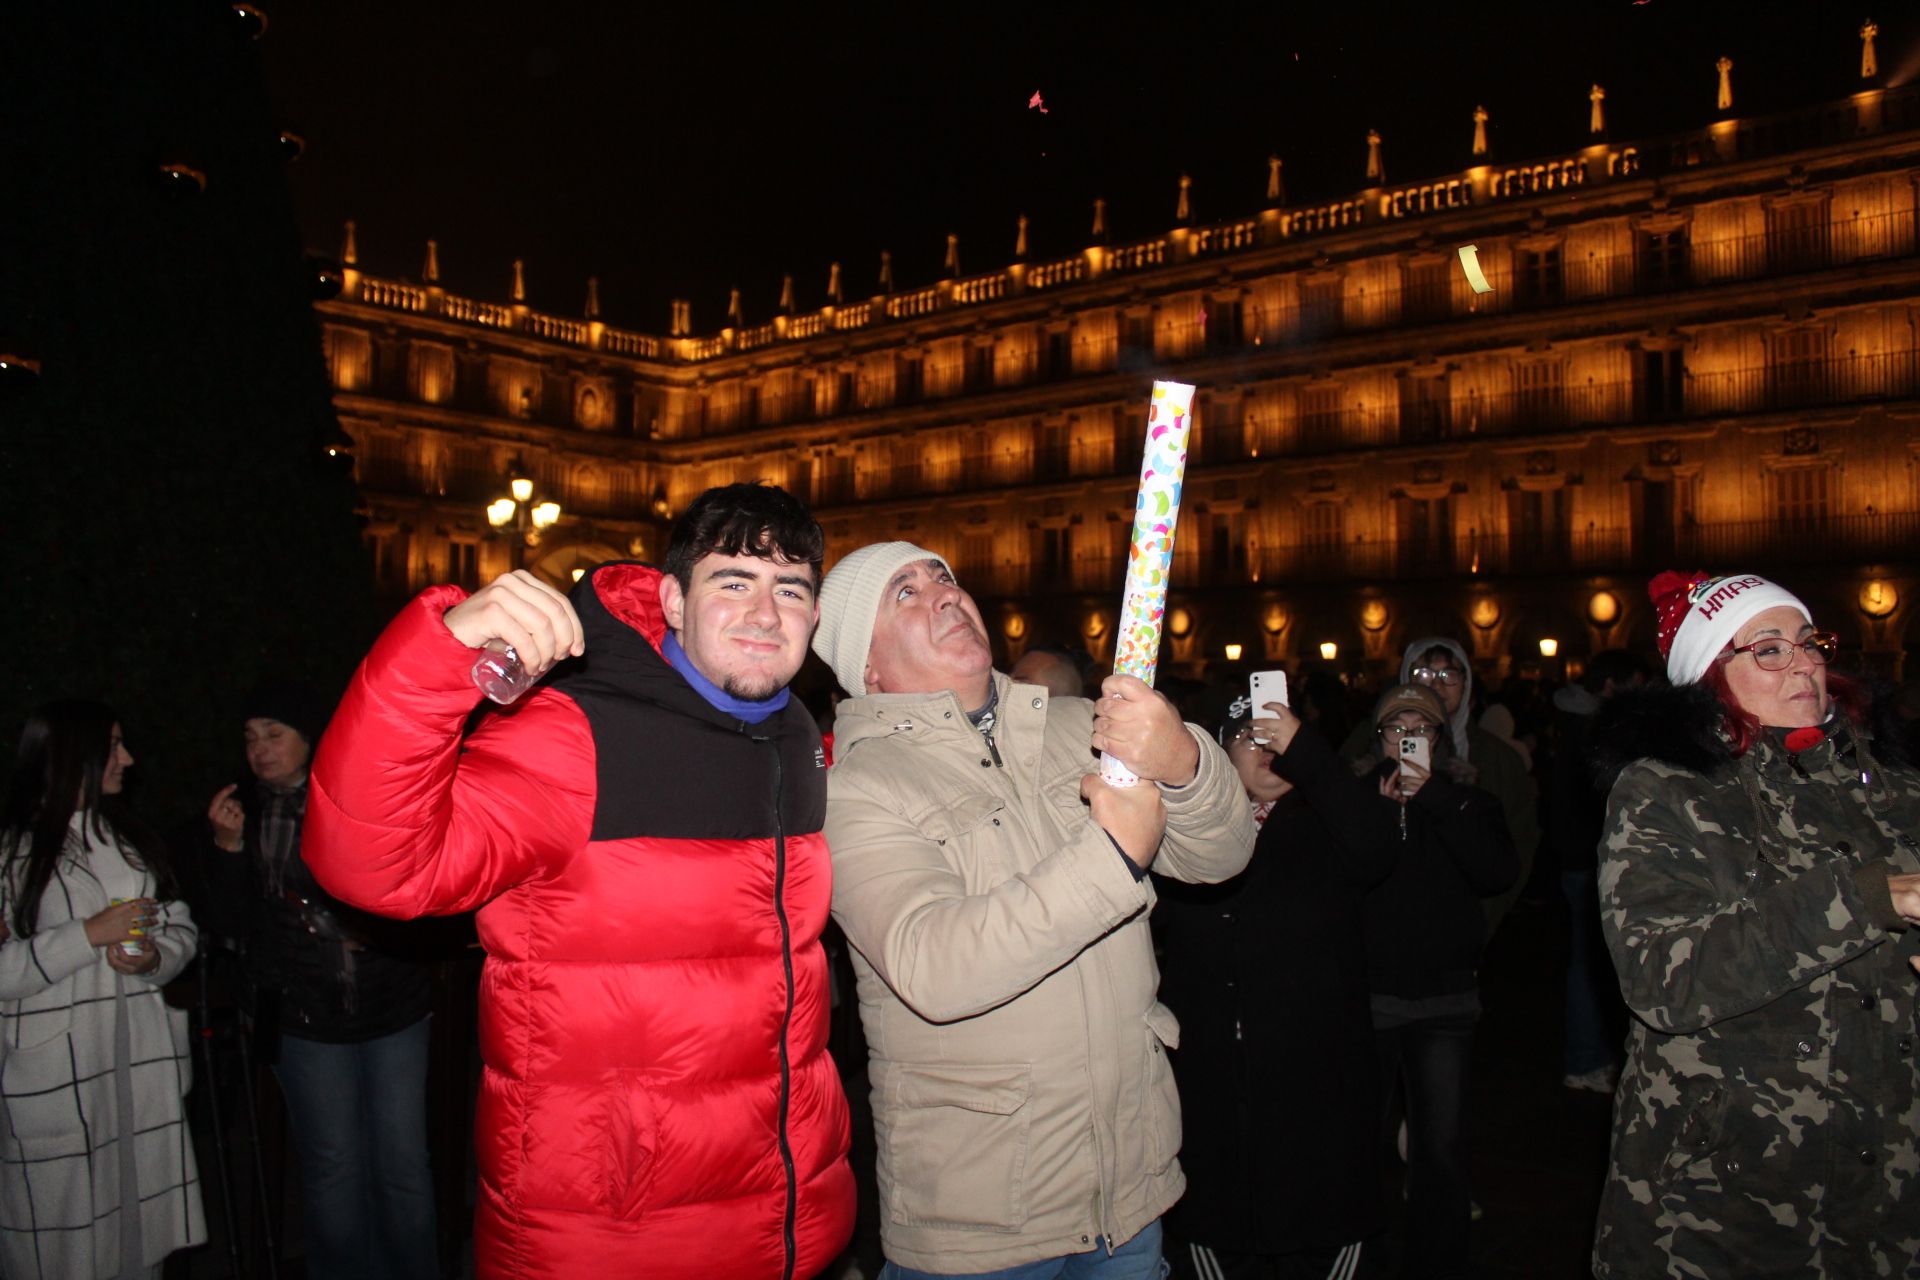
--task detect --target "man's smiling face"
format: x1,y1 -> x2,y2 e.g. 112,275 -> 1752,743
660,551 -> 819,700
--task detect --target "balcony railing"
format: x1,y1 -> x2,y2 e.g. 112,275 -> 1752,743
796,349 -> 1920,509
951,512 -> 1920,599
1222,512 -> 1920,589
328,84 -> 1920,377
677,214 -> 1920,437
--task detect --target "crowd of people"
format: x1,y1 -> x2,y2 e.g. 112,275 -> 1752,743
2,480 -> 1917,1279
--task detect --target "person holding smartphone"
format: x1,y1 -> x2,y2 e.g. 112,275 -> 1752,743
1355,685 -> 1518,1280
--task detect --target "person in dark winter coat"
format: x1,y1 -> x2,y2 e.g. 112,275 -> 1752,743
200,684 -> 438,1280
1591,571 -> 1920,1280
1340,638 -> 1538,936
1359,684 -> 1518,1280
1546,650 -> 1647,1094
1158,696 -> 1397,1280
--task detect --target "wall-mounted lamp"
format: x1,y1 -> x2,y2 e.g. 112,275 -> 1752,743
1319,641 -> 1339,661
1539,637 -> 1560,658
1859,579 -> 1899,618
1224,643 -> 1244,662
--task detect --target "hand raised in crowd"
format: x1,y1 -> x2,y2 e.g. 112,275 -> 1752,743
84,898 -> 154,950
443,570 -> 586,675
1080,772 -> 1168,874
1248,701 -> 1304,756
105,939 -> 161,976
1379,749 -> 1432,804
208,782 -> 245,852
1091,674 -> 1200,786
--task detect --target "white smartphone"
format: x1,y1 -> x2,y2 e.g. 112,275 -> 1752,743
1247,671 -> 1288,745
1398,734 -> 1430,777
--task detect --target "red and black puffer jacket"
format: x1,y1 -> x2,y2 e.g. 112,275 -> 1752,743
303,563 -> 854,1279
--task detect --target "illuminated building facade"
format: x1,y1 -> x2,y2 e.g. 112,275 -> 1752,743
318,65 -> 1920,682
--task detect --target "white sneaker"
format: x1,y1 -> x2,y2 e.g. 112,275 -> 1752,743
1563,1065 -> 1619,1094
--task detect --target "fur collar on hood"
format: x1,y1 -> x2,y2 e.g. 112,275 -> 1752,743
1591,679 -> 1913,784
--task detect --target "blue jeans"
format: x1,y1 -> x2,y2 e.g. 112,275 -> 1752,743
880,1219 -> 1166,1280
1376,1010 -> 1476,1279
1561,870 -> 1621,1076
273,1016 -> 439,1280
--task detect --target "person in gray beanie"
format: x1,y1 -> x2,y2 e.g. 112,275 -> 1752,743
813,540 -> 1255,1279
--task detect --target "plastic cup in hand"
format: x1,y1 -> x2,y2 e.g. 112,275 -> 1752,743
109,898 -> 146,957
472,641 -> 543,706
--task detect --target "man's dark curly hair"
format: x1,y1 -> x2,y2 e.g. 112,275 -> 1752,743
662,483 -> 825,591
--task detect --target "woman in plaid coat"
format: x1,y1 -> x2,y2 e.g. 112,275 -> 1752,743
0,701 -> 204,1279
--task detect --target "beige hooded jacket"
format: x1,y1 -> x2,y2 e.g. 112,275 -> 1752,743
825,672 -> 1255,1272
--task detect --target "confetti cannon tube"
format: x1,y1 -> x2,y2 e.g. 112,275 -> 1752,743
1101,380 -> 1196,787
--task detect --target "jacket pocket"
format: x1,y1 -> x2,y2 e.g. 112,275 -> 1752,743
167,1005 -> 193,1096
878,1060 -> 1033,1232
518,1079 -> 658,1221
1655,1073 -> 1731,1194
1140,1003 -> 1183,1174
0,1030 -> 78,1141
3,997 -> 72,1050
917,797 -> 1015,889
601,1073 -> 659,1221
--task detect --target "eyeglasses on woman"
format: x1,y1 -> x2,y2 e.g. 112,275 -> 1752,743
1721,630 -> 1839,671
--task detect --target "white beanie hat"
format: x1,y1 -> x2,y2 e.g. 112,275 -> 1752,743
1651,569 -> 1810,686
812,541 -> 953,696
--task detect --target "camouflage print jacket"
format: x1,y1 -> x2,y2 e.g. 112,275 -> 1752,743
1590,683 -> 1920,1280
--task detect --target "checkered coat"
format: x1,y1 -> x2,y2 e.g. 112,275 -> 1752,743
0,818 -> 204,1279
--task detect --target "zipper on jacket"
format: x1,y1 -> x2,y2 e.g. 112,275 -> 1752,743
981,724 -> 1004,768
758,735 -> 800,1280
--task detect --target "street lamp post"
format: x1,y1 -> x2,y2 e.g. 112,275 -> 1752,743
486,469 -> 562,573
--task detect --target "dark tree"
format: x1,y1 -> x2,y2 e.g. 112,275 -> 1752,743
0,1 -> 374,819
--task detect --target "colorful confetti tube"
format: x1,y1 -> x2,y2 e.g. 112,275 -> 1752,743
1101,380 -> 1197,787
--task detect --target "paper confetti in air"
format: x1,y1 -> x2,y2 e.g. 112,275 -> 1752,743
1457,243 -> 1493,294
1028,90 -> 1049,114
1101,380 -> 1197,788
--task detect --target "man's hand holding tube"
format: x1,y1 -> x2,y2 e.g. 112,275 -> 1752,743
1090,674 -> 1200,786
1080,773 -> 1168,874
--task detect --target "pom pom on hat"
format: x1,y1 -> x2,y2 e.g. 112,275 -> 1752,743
1649,569 -> 1711,663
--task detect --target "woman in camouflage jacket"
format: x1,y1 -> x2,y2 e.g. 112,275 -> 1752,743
1590,571 -> 1920,1280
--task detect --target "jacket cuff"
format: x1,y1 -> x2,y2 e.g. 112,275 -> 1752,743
1065,824 -> 1153,916
1159,724 -> 1228,811
361,585 -> 485,702
1848,858 -> 1905,932
1272,727 -> 1334,784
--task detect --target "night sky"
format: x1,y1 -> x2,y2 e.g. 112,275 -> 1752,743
263,3 -> 1901,334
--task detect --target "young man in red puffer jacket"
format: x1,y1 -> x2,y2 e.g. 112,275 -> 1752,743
303,484 -> 854,1280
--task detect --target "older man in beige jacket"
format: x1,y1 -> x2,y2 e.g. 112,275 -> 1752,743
813,542 -> 1255,1279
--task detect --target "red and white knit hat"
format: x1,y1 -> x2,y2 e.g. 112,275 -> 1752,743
1649,569 -> 1809,686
